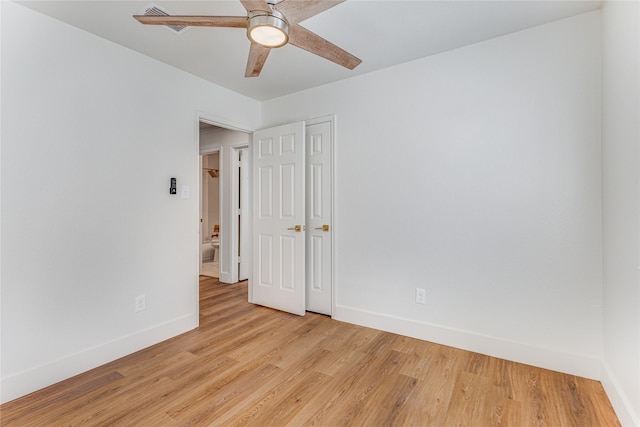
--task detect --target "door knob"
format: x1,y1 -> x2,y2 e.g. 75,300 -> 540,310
314,224 -> 330,232
287,225 -> 304,232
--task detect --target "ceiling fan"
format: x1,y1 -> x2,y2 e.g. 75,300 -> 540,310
133,0 -> 362,77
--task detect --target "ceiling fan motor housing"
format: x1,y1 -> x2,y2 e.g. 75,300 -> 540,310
247,9 -> 289,48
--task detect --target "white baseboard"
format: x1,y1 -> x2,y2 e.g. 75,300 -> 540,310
0,313 -> 198,404
333,304 -> 602,380
602,362 -> 640,427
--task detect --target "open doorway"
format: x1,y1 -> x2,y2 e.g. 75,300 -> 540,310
199,120 -> 251,284
201,152 -> 220,278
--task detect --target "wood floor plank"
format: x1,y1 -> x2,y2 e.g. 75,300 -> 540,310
352,373 -> 419,426
0,371 -> 124,426
164,362 -> 283,423
223,361 -> 331,426
301,349 -> 409,426
0,276 -> 621,426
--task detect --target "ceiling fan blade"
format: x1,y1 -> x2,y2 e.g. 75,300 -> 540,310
288,25 -> 361,70
239,0 -> 272,13
245,43 -> 271,77
134,15 -> 247,28
277,0 -> 345,25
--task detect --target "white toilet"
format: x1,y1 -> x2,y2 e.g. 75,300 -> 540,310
209,238 -> 220,262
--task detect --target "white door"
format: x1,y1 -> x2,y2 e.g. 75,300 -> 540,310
305,121 -> 333,315
251,122 -> 306,315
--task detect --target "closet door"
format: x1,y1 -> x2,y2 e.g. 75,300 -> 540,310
305,120 -> 332,315
251,121 -> 306,316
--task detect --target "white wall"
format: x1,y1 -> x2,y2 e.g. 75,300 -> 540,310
4,1 -> 635,418
602,1 -> 640,425
263,11 -> 603,379
0,2 -> 260,403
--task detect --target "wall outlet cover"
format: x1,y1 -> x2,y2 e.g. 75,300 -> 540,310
135,294 -> 146,312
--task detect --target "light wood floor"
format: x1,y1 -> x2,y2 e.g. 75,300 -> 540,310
1,276 -> 620,426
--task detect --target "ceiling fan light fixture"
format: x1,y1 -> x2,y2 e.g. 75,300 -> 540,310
247,10 -> 289,48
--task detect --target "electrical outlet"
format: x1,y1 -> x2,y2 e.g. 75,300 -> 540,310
415,288 -> 426,304
135,294 -> 146,312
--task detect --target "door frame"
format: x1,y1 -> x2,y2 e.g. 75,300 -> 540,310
196,113 -> 254,317
195,113 -> 337,318
248,115 -> 337,316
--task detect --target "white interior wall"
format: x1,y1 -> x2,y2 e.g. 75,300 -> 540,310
263,11 -> 603,379
2,2 -> 637,421
601,1 -> 640,426
0,2 -> 260,403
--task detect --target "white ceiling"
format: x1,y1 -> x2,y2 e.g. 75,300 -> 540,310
18,0 -> 602,101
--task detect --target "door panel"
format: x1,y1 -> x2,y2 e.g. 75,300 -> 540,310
281,235 -> 296,289
281,163 -> 296,217
311,235 -> 323,290
305,121 -> 332,315
259,166 -> 273,217
258,234 -> 273,285
252,122 -> 306,316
